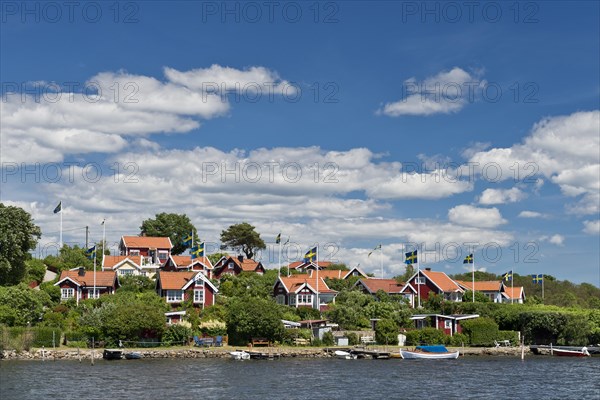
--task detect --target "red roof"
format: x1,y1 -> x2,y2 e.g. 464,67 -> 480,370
171,255 -> 213,269
358,278 -> 407,294
278,275 -> 337,294
309,270 -> 344,279
102,255 -> 141,269
455,280 -> 501,291
502,286 -> 524,299
121,236 -> 172,249
289,261 -> 332,269
421,270 -> 463,293
158,271 -> 196,290
56,270 -> 118,288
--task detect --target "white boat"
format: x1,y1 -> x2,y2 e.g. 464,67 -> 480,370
400,345 -> 459,360
229,351 -> 250,360
552,347 -> 590,357
334,350 -> 357,360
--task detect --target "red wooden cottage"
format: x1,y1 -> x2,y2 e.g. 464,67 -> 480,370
156,271 -> 218,309
54,268 -> 119,304
410,314 -> 479,336
119,235 -> 173,269
402,268 -> 464,306
212,255 -> 265,279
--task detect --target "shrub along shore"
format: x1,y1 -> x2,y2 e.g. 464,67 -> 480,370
1,345 -> 530,361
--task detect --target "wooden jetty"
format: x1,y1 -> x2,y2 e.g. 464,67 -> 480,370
247,350 -> 280,360
530,345 -> 599,355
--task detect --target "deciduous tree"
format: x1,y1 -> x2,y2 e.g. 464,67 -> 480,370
220,222 -> 265,259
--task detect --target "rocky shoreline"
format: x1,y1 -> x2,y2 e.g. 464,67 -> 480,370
1,346 -> 532,360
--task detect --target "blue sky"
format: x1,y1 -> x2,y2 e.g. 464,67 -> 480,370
1,1 -> 599,285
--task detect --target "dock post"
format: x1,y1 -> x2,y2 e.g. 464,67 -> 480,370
41,346 -> 45,362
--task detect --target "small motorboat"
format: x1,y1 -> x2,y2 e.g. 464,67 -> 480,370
553,347 -> 590,357
124,352 -> 143,360
334,350 -> 357,360
229,350 -> 251,360
400,345 -> 459,360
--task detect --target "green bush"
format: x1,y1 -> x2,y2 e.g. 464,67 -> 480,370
461,317 -> 499,346
311,337 -> 322,347
497,330 -> 519,345
448,333 -> 469,347
162,324 -> 192,346
346,332 -> 359,346
405,328 -> 448,346
375,318 -> 399,345
31,327 -> 61,347
322,331 -> 334,346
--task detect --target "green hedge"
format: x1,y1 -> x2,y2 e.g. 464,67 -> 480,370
0,326 -> 61,351
497,330 -> 519,344
31,327 -> 62,347
405,328 -> 448,346
460,317 -> 499,346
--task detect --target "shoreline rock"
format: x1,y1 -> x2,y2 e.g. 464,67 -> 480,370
1,346 -> 534,361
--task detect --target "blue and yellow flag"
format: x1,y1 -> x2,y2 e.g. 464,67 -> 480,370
86,245 -> 96,260
502,270 -> 513,282
531,274 -> 543,284
53,201 -> 62,214
182,232 -> 193,248
405,250 -> 417,265
276,233 -> 281,244
304,247 -> 317,263
191,242 -> 204,259
463,254 -> 473,264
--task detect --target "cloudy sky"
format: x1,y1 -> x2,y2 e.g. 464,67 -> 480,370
1,1 -> 598,285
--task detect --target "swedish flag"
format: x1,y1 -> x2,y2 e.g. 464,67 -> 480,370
463,254 -> 473,264
182,232 -> 193,248
531,274 -> 543,284
86,245 -> 96,260
368,244 -> 381,258
502,270 -> 513,282
405,250 -> 417,265
304,247 -> 317,263
53,201 -> 62,214
191,242 -> 204,259
276,233 -> 281,244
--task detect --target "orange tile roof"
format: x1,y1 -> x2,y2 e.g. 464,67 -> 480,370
456,280 -> 501,291
171,255 -> 212,268
158,271 -> 196,290
102,255 -> 141,269
122,236 -> 172,249
503,286 -> 524,299
310,270 -> 344,279
289,261 -> 332,269
279,276 -> 336,294
58,270 -> 117,287
421,270 -> 463,292
359,278 -> 406,294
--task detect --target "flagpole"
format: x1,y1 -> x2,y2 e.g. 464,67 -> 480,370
316,246 -> 319,312
278,237 -> 281,279
93,247 -> 97,300
59,204 -> 63,250
102,219 -> 106,265
417,245 -> 421,309
511,269 -> 514,305
380,244 -> 383,278
472,251 -> 475,303
542,274 -> 544,301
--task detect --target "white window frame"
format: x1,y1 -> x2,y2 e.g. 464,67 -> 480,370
87,288 -> 100,299
193,289 -> 204,304
158,250 -> 168,262
415,277 -> 425,285
444,320 -> 452,329
166,290 -> 183,303
228,262 -> 234,270
61,288 -> 75,299
297,294 -> 313,306
119,269 -> 134,276
129,250 -> 140,256
289,295 -> 296,306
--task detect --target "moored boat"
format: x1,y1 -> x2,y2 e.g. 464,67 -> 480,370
124,352 -> 142,360
229,350 -> 250,360
334,350 -> 357,360
553,347 -> 590,357
400,345 -> 459,360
